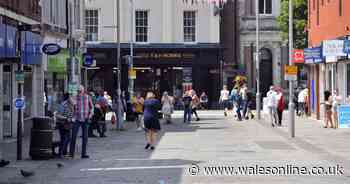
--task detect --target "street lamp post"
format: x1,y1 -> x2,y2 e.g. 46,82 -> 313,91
288,0 -> 295,138
129,0 -> 134,97
255,0 -> 261,120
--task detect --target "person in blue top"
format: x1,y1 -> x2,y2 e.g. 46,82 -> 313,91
143,91 -> 161,150
230,86 -> 242,121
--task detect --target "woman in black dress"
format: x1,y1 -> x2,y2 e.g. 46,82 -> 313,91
143,92 -> 161,150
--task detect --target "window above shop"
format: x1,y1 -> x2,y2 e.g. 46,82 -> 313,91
183,11 -> 196,43
135,10 -> 148,43
85,9 -> 99,42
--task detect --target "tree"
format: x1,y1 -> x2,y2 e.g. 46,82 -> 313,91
277,0 -> 308,49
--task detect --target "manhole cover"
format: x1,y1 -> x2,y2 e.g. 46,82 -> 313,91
255,141 -> 296,150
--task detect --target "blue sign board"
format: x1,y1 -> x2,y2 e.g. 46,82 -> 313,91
344,40 -> 350,54
304,47 -> 323,64
21,31 -> 43,65
42,43 -> 61,55
83,54 -> 93,66
14,98 -> 25,110
5,25 -> 17,58
338,105 -> 350,128
0,24 -> 5,57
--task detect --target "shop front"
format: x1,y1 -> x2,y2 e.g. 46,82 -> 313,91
87,43 -> 222,108
0,24 -> 43,140
0,23 -> 17,139
304,47 -> 323,120
44,48 -> 69,115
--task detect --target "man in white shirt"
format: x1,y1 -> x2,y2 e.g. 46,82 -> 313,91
266,86 -> 278,127
297,88 -> 308,116
219,85 -> 230,116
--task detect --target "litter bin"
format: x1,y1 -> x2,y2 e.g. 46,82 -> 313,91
29,117 -> 53,160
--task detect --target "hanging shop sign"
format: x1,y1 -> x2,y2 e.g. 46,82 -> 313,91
322,40 -> 346,57
304,47 -> 323,64
83,54 -> 94,66
14,97 -> 25,110
293,49 -> 304,64
284,65 -> 298,81
343,40 -> 350,54
42,43 -> 61,55
15,71 -> 24,83
338,105 -> 350,128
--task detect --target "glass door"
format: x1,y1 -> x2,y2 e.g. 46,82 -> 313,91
3,65 -> 12,137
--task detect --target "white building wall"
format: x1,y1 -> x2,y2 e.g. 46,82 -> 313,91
85,0 -> 220,44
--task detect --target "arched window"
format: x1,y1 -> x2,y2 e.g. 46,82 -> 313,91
259,0 -> 272,15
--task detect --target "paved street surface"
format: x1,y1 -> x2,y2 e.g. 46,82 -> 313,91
1,111 -> 350,184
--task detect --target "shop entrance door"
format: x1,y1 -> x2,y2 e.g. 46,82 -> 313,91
3,65 -> 12,137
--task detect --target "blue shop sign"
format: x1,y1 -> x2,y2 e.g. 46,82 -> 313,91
21,31 -> 43,65
338,105 -> 350,128
5,25 -> 17,58
304,47 -> 323,64
0,24 -> 5,57
343,40 -> 350,54
83,54 -> 93,66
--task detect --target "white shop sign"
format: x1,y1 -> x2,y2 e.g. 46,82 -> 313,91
323,40 -> 346,57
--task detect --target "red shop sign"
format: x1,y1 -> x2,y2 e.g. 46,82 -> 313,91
293,49 -> 305,64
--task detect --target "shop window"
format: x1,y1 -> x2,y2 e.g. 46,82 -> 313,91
85,9 -> 99,41
135,10 -> 148,43
184,11 -> 196,42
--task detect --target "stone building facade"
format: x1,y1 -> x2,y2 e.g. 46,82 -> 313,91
222,0 -> 287,96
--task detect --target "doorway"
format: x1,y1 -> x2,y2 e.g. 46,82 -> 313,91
3,65 -> 13,137
259,48 -> 273,97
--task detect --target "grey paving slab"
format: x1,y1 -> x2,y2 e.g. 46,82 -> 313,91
1,111 -> 350,183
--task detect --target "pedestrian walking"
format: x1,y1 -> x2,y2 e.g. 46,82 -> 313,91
92,103 -> 107,137
191,90 -> 200,121
266,86 -> 278,127
70,85 -> 94,159
174,86 -> 183,110
235,87 -> 243,121
219,85 -> 230,116
240,84 -> 248,118
294,87 -> 301,116
297,88 -> 308,116
161,92 -> 174,124
104,91 -> 112,108
324,90 -> 333,128
244,90 -> 255,120
55,93 -> 74,158
332,90 -> 341,128
200,92 -> 208,110
183,91 -> 192,123
276,88 -> 285,126
89,90 -> 108,137
143,92 -> 161,150
132,92 -> 145,130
